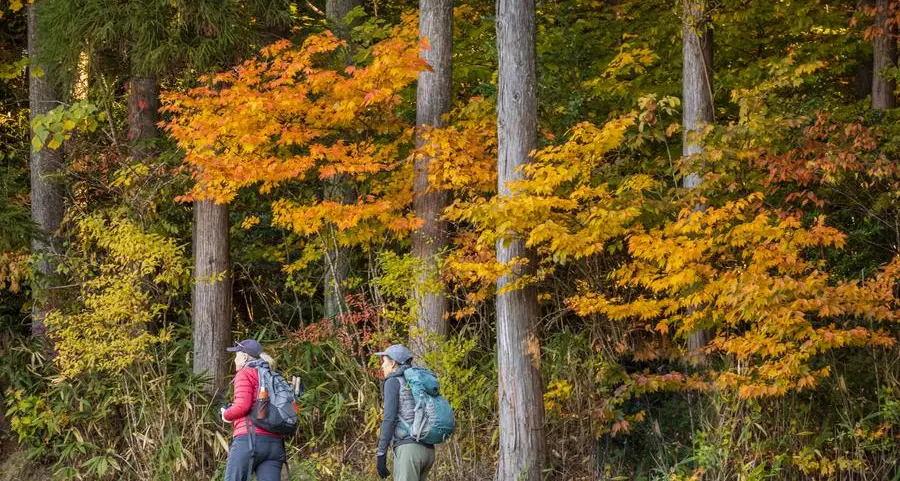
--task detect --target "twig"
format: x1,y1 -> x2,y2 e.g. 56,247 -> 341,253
305,0 -> 325,17
98,72 -> 122,154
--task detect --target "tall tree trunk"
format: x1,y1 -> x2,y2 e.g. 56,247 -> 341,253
322,0 -> 362,321
326,0 -> 361,24
192,200 -> 232,397
682,0 -> 714,359
682,0 -> 713,191
28,2 -> 66,343
409,0 -> 453,361
128,72 -> 163,335
872,0 -> 897,110
495,0 -> 545,479
127,74 -> 160,160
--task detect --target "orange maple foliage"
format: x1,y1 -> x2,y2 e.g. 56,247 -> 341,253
162,16 -> 426,247
747,112 -> 900,207
572,194 -> 899,398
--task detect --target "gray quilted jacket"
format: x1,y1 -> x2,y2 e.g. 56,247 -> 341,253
376,364 -> 432,455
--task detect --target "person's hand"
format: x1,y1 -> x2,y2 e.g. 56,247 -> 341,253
220,405 -> 230,423
376,454 -> 390,479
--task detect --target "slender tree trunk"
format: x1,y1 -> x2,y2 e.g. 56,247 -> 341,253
409,0 -> 453,361
872,0 -> 897,110
192,200 -> 232,397
322,0 -> 362,321
322,201 -> 350,319
28,2 -> 66,342
495,0 -> 545,479
682,0 -> 714,359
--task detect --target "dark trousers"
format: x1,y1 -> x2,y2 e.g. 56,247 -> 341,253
224,435 -> 284,481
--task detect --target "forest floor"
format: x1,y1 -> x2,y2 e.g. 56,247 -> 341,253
0,445 -> 52,481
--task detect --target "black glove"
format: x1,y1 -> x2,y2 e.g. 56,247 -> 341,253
376,454 -> 390,479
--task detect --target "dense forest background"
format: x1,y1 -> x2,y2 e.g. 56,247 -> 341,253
1,0 -> 900,480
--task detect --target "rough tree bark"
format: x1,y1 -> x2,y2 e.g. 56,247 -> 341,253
322,0 -> 362,320
495,0 -> 546,479
872,0 -> 897,110
127,74 -> 160,160
192,200 -> 232,397
28,2 -> 66,343
409,0 -> 453,361
326,0 -> 361,24
682,0 -> 714,358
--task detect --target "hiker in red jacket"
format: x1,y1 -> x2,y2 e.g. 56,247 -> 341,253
221,339 -> 284,481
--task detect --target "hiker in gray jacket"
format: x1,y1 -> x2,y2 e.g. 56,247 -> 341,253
374,344 -> 435,481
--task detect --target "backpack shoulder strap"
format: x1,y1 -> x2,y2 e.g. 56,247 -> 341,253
250,361 -> 271,385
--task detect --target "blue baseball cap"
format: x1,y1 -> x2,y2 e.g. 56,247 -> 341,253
375,344 -> 413,365
226,339 -> 262,358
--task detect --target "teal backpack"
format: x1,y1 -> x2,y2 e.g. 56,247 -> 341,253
399,367 -> 456,445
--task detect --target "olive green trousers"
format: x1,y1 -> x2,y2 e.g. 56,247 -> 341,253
393,443 -> 435,481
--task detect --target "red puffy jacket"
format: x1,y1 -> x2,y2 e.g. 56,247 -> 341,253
223,366 -> 280,438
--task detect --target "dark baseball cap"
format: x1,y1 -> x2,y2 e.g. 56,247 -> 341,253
226,339 -> 262,358
374,344 -> 413,365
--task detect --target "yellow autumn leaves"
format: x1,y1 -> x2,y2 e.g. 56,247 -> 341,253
46,212 -> 188,377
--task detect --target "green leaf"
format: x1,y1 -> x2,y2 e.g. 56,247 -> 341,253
35,125 -> 49,143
